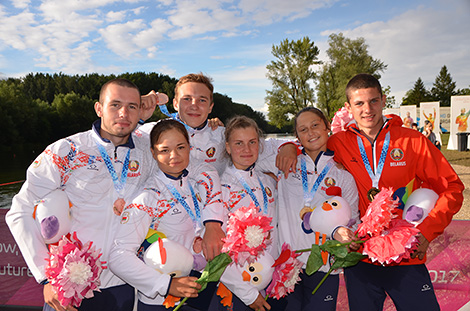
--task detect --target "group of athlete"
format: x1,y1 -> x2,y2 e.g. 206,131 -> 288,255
6,72 -> 464,311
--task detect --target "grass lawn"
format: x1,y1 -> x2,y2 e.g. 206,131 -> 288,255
440,133 -> 470,167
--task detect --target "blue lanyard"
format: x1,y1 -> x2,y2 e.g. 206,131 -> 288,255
165,181 -> 201,230
96,143 -> 130,196
158,105 -> 193,133
301,157 -> 334,205
236,171 -> 268,214
357,131 -> 390,188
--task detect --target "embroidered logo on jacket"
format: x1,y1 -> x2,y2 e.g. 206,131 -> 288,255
390,148 -> 404,161
324,177 -> 336,187
206,147 -> 216,158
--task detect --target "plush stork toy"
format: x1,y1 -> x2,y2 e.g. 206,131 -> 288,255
32,189 -> 72,244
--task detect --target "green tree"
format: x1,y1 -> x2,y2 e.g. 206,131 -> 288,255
382,86 -> 396,108
457,85 -> 470,95
266,37 -> 321,128
317,33 -> 387,119
402,77 -> 432,106
431,65 -> 456,106
51,92 -> 96,138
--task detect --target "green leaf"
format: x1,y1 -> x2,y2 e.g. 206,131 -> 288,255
195,252 -> 232,292
305,244 -> 323,275
320,240 -> 348,258
330,251 -> 366,270
341,252 -> 367,268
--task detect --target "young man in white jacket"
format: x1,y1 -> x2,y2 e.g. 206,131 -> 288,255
7,78 -> 158,311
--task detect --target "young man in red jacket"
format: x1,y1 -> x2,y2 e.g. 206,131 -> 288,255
327,73 -> 464,310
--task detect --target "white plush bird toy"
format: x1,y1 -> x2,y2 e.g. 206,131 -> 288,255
142,230 -> 194,278
403,188 -> 438,226
300,186 -> 351,238
32,189 -> 72,244
217,252 -> 275,307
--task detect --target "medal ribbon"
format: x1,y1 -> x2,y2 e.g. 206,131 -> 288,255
158,104 -> 194,133
357,131 -> 390,188
236,171 -> 268,214
301,157 -> 334,206
96,143 -> 130,196
165,181 -> 201,230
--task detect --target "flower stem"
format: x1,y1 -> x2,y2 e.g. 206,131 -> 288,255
295,248 -> 312,253
173,297 -> 188,311
312,267 -> 334,295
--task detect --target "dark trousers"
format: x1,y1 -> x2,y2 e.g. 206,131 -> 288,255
344,262 -> 440,311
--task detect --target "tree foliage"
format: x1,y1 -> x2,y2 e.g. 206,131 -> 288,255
431,65 -> 456,106
266,37 -> 321,128
317,33 -> 387,119
402,77 -> 432,106
0,72 -> 277,163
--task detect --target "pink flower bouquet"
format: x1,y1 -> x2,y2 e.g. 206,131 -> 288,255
222,202 -> 273,266
45,232 -> 103,308
331,107 -> 353,134
266,243 -> 303,299
357,188 -> 420,265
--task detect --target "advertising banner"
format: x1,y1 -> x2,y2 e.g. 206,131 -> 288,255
0,208 -> 43,307
448,95 -> 470,150
420,102 -> 441,144
399,105 -> 417,128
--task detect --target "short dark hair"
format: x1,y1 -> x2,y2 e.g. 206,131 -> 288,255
294,107 -> 330,137
345,73 -> 382,103
99,78 -> 140,105
150,119 -> 189,148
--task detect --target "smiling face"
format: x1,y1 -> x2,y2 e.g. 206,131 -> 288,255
173,82 -> 214,128
151,128 -> 190,178
295,110 -> 329,161
345,87 -> 386,141
226,126 -> 260,170
94,83 -> 141,146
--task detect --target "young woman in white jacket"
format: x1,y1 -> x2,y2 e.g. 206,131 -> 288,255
209,116 -> 281,311
109,119 -> 224,310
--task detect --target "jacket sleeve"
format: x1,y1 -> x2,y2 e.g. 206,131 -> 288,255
108,194 -> 171,299
219,262 -> 260,306
194,165 -> 224,224
341,168 -> 360,232
415,136 -> 464,242
5,142 -> 67,283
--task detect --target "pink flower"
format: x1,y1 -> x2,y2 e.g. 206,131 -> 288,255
363,219 -> 420,265
356,188 -> 398,238
331,107 -> 353,134
222,203 -> 273,265
266,243 -> 302,299
45,232 -> 103,308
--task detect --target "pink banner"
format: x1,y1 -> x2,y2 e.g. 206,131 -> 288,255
0,208 -> 43,307
1,207 -> 469,309
337,219 -> 470,310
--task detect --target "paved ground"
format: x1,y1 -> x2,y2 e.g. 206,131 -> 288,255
452,164 -> 470,220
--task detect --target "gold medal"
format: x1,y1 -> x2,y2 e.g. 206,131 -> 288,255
367,187 -> 380,202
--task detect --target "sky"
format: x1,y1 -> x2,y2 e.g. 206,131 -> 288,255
1,0 -> 469,113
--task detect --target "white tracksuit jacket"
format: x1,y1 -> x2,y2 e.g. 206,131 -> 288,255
108,163 -> 224,306
218,163 -> 279,306
265,149 -> 360,274
5,121 -> 155,288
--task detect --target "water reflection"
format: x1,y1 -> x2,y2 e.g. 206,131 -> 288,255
0,182 -> 23,209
